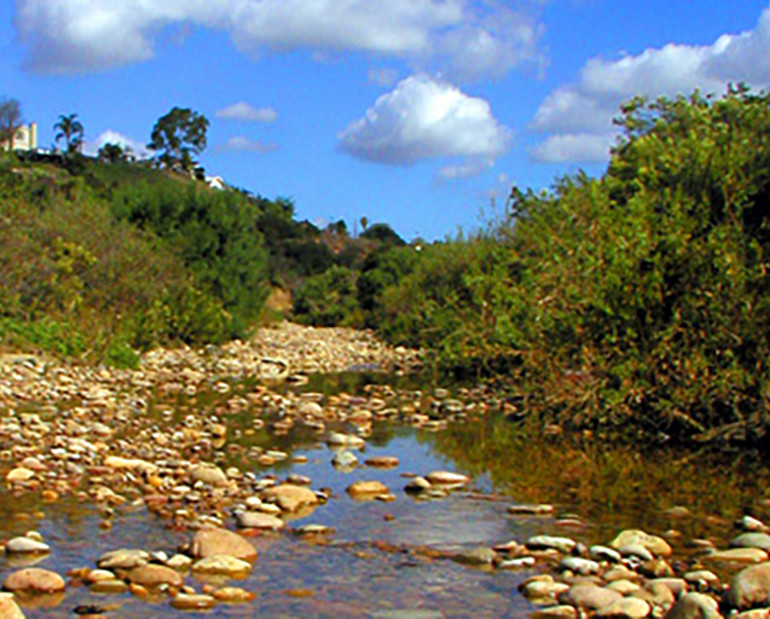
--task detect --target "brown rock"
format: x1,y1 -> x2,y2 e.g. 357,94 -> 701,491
262,484 -> 318,512
346,480 -> 389,498
0,592 -> 25,618
125,564 -> 184,588
3,568 -> 66,593
190,527 -> 257,561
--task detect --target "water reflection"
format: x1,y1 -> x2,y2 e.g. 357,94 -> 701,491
1,372 -> 770,617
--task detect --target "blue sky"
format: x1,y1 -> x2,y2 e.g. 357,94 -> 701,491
2,1 -> 770,241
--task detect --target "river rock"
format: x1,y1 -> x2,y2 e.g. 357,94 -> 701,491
590,545 -> 622,563
665,592 -> 721,618
5,537 -> 50,555
532,606 -> 578,618
190,527 -> 257,561
192,555 -> 252,576
559,584 -> 622,610
610,530 -> 672,557
347,480 -> 389,498
705,547 -> 768,564
425,471 -> 469,486
527,535 -> 577,554
125,564 -> 184,588
103,456 -> 157,474
732,534 -> 770,552
596,597 -> 651,618
97,549 -> 149,569
212,586 -> 256,602
6,467 -> 36,483
452,546 -> 497,566
3,568 -> 66,593
521,576 -> 570,600
190,463 -> 228,487
234,512 -> 285,531
726,562 -> 770,610
326,432 -> 365,448
262,484 -> 319,512
332,450 -> 358,470
365,456 -> 400,468
171,593 -> 217,610
742,516 -> 769,532
0,593 -> 25,618
561,557 -> 601,575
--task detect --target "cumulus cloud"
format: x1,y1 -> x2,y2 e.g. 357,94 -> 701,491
338,74 -> 510,174
85,130 -> 151,158
530,133 -> 615,164
216,102 -> 278,123
14,0 -> 545,79
215,136 -> 279,154
531,7 -> 770,163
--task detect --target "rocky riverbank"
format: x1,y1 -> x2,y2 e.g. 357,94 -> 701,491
0,323 -> 769,617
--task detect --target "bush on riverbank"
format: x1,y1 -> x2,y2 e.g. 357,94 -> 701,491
375,87 -> 770,443
0,154 -> 263,364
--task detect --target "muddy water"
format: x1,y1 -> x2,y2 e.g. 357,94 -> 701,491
1,373 -> 769,618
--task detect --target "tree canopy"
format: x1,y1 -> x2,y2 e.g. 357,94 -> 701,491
54,113 -> 84,154
148,107 -> 209,173
0,97 -> 23,151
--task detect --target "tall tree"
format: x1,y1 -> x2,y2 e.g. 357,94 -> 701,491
0,97 -> 23,151
54,113 -> 85,154
148,107 -> 208,173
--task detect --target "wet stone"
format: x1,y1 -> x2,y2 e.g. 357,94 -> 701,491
3,568 -> 66,593
526,535 -> 577,554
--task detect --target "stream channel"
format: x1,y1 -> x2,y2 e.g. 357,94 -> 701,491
0,371 -> 768,618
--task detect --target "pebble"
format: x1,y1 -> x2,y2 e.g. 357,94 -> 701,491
192,554 -> 253,576
3,568 -> 66,593
5,537 -> 50,554
347,480 -> 390,499
234,511 -> 285,531
526,535 -> 577,554
171,593 -> 218,610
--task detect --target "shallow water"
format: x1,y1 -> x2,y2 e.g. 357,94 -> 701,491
1,373 -> 769,617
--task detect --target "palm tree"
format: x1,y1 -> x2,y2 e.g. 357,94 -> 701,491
54,113 -> 84,154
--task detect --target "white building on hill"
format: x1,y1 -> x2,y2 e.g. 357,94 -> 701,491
2,122 -> 38,151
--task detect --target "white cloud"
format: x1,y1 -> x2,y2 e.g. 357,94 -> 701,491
338,74 -> 510,172
14,0 -> 545,79
530,133 -> 614,164
531,7 -> 770,163
216,102 -> 278,123
84,130 -> 151,158
215,136 -> 279,154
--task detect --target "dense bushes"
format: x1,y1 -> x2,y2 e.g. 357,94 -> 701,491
373,88 -> 770,442
111,181 -> 270,336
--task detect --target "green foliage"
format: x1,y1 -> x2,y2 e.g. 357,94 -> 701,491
293,266 -> 361,327
0,97 -> 22,149
148,107 -> 208,173
376,87 -> 770,442
359,222 -> 405,245
54,113 -> 84,154
111,181 -> 270,334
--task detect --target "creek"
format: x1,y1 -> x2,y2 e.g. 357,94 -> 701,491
0,371 -> 768,618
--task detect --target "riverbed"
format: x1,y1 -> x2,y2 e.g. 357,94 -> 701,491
1,327 -> 769,618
